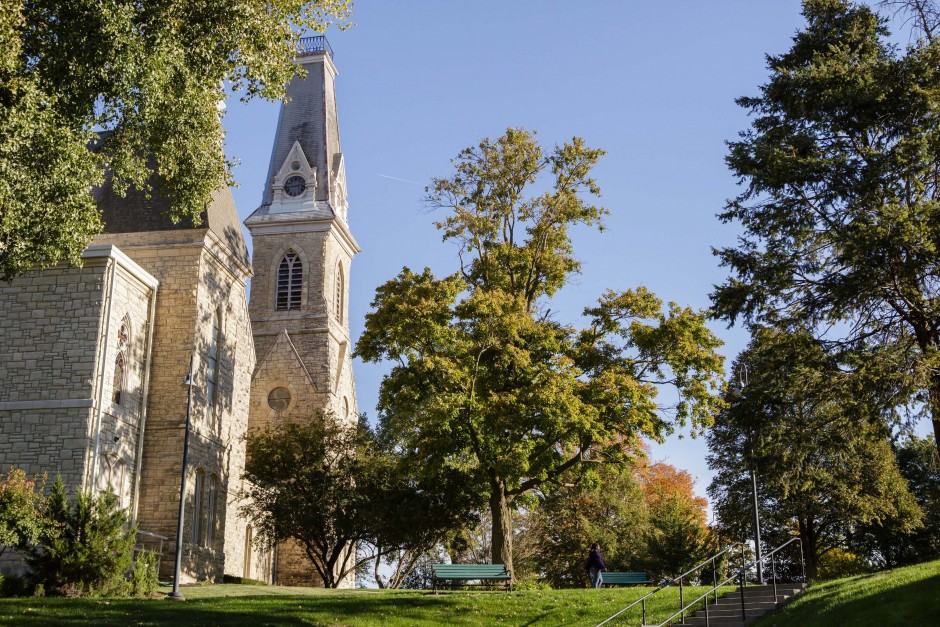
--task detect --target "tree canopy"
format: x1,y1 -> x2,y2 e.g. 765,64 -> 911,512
356,128 -> 725,576
240,414 -> 473,588
707,327 -> 922,578
711,0 -> 940,452
0,0 -> 350,279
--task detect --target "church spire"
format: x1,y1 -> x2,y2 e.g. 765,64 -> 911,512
256,35 -> 347,222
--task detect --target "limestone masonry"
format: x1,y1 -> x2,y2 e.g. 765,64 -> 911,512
0,37 -> 357,586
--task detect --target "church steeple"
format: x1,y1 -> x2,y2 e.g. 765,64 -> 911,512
256,35 -> 348,222
244,35 -> 360,586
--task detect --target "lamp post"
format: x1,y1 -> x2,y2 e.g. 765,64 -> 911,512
738,364 -> 764,584
168,352 -> 196,601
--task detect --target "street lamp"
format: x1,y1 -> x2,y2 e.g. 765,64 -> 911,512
738,364 -> 764,584
167,352 -> 196,601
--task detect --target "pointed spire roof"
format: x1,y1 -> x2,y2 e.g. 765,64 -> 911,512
258,36 -> 343,212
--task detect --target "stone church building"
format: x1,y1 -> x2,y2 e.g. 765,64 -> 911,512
0,36 -> 357,586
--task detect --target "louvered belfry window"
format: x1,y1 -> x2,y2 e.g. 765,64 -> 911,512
276,251 -> 303,311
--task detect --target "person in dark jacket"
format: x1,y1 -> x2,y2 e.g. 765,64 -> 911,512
587,543 -> 607,588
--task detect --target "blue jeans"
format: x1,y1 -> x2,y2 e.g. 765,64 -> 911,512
589,567 -> 603,588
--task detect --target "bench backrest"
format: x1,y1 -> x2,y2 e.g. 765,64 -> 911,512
432,564 -> 510,579
603,571 -> 650,584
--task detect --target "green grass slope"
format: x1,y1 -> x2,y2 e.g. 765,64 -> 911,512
756,559 -> 940,627
0,584 -> 728,626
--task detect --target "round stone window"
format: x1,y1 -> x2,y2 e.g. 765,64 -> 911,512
267,387 -> 292,411
283,175 -> 306,197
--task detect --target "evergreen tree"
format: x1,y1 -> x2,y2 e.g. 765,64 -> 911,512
27,476 -> 136,596
707,328 -> 922,579
849,435 -> 940,567
712,0 -> 940,454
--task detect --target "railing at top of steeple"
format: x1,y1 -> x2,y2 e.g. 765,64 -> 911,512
298,35 -> 333,59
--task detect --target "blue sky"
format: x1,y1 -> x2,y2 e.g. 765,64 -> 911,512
222,1 -> 843,509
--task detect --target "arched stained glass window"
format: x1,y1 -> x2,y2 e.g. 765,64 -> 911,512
334,262 -> 344,323
112,353 -> 125,405
112,320 -> 129,405
276,251 -> 303,311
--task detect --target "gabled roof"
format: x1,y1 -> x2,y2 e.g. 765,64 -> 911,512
94,172 -> 250,269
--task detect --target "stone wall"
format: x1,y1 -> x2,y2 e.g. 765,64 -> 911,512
0,246 -> 156,500
97,229 -> 254,583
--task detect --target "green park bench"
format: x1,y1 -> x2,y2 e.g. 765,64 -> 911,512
602,571 -> 651,586
431,563 -> 512,592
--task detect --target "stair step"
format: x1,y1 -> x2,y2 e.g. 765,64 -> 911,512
669,582 -> 807,626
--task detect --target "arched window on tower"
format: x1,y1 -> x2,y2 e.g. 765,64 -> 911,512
276,250 -> 303,311
334,262 -> 345,324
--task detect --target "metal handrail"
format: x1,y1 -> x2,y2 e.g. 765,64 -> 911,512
297,35 -> 334,58
595,537 -> 805,627
647,537 -> 805,627
595,543 -> 745,627
650,563 -> 747,627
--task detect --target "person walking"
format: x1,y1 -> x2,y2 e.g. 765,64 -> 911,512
587,543 -> 607,589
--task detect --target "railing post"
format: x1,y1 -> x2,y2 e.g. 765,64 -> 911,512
679,577 -> 685,624
800,540 -> 806,583
739,551 -> 747,622
771,550 -> 777,602
642,598 -> 646,625
705,590 -> 710,627
712,556 -> 718,605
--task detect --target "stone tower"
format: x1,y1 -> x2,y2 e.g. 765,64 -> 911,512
244,35 -> 360,586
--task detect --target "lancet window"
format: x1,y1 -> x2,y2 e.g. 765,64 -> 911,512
276,251 -> 303,311
112,320 -> 129,405
334,262 -> 345,323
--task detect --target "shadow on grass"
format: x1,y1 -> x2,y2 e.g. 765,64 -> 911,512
0,593 -> 459,626
759,572 -> 940,626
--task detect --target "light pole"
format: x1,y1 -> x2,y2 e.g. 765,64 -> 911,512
168,352 -> 196,601
738,364 -> 764,584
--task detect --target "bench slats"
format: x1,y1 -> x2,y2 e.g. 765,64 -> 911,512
603,571 -> 651,585
432,564 -> 510,579
431,564 -> 512,592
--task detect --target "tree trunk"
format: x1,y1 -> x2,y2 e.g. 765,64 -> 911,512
931,376 -> 940,457
489,478 -> 514,577
798,518 -> 819,580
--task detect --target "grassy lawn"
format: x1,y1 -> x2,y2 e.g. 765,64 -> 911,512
755,559 -> 940,627
0,584 -> 731,626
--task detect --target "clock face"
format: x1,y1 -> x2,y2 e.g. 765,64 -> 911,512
283,175 -> 306,197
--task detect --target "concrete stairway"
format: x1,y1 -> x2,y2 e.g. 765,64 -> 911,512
666,583 -> 805,626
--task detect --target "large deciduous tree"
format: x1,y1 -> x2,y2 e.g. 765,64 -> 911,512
356,128 -> 725,575
707,328 -> 922,579
0,0 -> 350,279
241,414 -> 472,588
516,464 -> 649,588
711,0 -> 940,453
639,462 -> 714,579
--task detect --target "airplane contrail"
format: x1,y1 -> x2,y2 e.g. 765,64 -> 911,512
378,173 -> 422,186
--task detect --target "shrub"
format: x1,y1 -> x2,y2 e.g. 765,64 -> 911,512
27,476 -> 136,596
0,467 -> 46,559
0,573 -> 33,597
130,550 -> 159,597
818,548 -> 868,580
